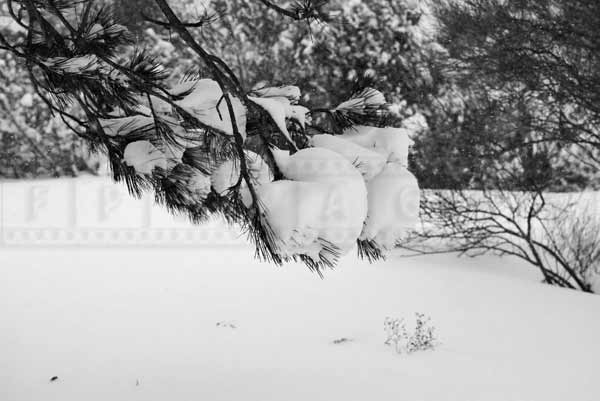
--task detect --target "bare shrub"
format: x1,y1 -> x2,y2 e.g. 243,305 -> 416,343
404,189 -> 600,293
545,197 -> 600,292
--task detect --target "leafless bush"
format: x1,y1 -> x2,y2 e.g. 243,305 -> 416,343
545,199 -> 600,292
403,189 -> 600,293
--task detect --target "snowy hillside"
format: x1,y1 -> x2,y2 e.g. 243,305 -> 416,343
1,178 -> 600,401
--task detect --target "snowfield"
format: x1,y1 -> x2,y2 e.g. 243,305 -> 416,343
1,177 -> 600,401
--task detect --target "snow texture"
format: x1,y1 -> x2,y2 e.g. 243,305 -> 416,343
211,151 -> 273,205
43,55 -> 100,74
288,105 -> 310,129
123,141 -> 167,175
248,96 -> 296,147
341,125 -> 414,166
99,116 -> 154,137
177,79 -> 247,138
261,147 -> 368,260
311,134 -> 387,180
187,170 -> 212,202
211,159 -> 240,196
256,179 -> 365,260
271,147 -> 364,184
307,128 -> 420,253
361,163 -> 420,249
334,87 -> 386,112
252,85 -> 301,102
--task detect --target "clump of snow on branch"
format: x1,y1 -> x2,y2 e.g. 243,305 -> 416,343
334,87 -> 386,114
362,163 -> 420,250
311,134 -> 386,180
211,150 -> 273,206
248,85 -> 309,148
257,147 -> 368,262
203,84 -> 421,263
123,140 -> 167,175
341,125 -> 414,166
99,116 -> 154,137
176,79 -> 247,138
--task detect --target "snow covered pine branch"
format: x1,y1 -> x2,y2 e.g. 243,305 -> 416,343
1,0 -> 420,272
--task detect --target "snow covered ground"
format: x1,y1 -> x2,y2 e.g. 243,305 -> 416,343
1,177 -> 600,401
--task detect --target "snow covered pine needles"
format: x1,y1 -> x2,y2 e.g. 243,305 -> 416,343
0,0 -> 420,273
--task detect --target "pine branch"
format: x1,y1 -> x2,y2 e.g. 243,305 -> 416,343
2,0 -> 397,271
152,0 -> 283,263
142,10 -> 219,29
257,0 -> 330,23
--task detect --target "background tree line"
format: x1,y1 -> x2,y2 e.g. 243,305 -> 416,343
2,0 -> 598,191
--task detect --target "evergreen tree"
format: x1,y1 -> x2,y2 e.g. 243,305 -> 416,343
435,0 -> 600,189
0,2 -> 99,177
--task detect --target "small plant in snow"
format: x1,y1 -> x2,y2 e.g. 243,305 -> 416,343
407,313 -> 437,353
216,321 -> 237,329
384,316 -> 408,353
384,313 -> 437,354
